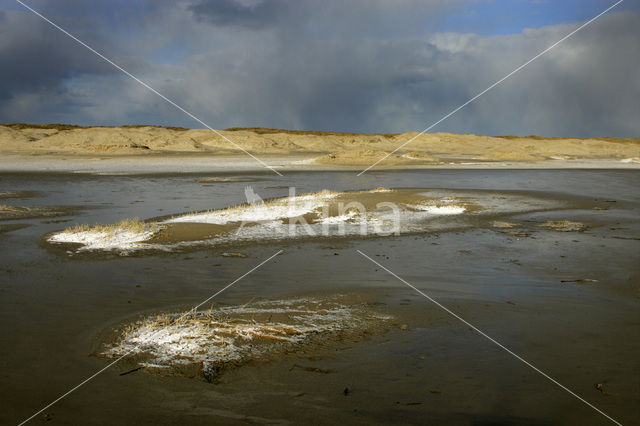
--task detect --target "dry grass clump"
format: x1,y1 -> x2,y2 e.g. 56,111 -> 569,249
0,204 -> 24,212
177,189 -> 340,219
541,220 -> 587,232
65,218 -> 157,235
2,123 -> 86,131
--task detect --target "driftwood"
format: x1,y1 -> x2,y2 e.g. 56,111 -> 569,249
119,366 -> 146,376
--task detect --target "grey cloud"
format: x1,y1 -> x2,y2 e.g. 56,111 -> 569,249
0,5 -> 157,124
0,1 -> 638,137
189,0 -> 288,28
0,11 -> 110,97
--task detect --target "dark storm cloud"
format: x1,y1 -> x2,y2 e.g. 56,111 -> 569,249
0,0 -> 638,137
0,10 -> 112,98
0,3 -> 158,124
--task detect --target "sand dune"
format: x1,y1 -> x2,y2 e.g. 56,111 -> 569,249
1,124 -> 638,167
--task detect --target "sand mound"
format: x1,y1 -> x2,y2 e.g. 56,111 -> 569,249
100,295 -> 393,381
45,188 -> 570,255
47,218 -> 159,251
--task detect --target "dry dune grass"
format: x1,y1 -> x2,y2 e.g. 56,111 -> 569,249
65,218 -> 157,235
2,123 -> 86,131
2,123 -> 189,131
176,189 -> 339,219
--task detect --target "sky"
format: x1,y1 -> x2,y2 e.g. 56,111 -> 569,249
0,0 -> 638,137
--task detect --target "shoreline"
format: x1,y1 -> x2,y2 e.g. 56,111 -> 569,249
1,153 -> 639,174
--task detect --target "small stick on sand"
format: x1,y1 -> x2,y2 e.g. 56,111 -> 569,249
119,366 -> 146,376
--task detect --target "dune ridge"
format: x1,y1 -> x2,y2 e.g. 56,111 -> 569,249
1,124 -> 638,166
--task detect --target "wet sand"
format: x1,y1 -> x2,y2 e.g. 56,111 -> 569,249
0,169 -> 638,425
1,153 -> 639,175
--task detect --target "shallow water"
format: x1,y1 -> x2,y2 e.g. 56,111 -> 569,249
1,169 -> 639,425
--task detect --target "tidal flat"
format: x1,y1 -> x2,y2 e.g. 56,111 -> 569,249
1,169 -> 638,425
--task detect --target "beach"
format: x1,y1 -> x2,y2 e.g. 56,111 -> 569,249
3,0 -> 640,423
1,168 -> 638,424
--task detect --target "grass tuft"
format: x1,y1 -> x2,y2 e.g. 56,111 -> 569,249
177,189 -> 340,219
64,218 -> 157,235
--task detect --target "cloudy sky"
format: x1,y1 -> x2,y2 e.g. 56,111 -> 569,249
0,0 -> 638,137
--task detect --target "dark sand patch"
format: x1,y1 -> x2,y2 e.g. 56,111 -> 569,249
0,204 -> 80,221
0,190 -> 41,199
0,223 -> 30,234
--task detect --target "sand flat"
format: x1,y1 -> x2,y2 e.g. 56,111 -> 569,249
4,169 -> 639,425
